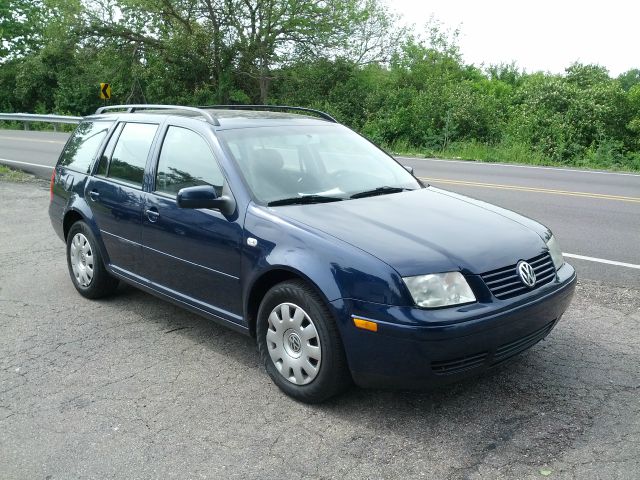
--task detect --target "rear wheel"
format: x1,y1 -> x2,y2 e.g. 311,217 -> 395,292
256,280 -> 351,403
66,220 -> 119,299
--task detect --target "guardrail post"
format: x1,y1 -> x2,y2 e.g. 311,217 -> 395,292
53,123 -> 58,132
24,122 -> 30,131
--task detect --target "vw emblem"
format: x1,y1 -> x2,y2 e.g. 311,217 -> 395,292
517,261 -> 537,288
287,332 -> 302,353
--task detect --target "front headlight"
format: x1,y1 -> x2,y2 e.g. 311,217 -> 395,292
403,272 -> 476,308
547,235 -> 564,270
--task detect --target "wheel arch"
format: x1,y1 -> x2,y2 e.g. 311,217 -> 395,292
63,209 -> 85,240
61,205 -> 111,267
244,266 -> 335,338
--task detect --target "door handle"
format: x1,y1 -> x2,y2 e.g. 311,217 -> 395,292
145,208 -> 160,222
89,190 -> 100,201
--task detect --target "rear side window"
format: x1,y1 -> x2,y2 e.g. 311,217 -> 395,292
155,126 -> 224,196
107,123 -> 158,187
59,121 -> 111,173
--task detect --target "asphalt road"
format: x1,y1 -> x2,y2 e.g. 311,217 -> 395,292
1,129 -> 639,288
1,179 -> 639,479
0,130 -> 69,173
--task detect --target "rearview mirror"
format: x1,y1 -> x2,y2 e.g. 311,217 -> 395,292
177,185 -> 233,214
404,165 -> 414,174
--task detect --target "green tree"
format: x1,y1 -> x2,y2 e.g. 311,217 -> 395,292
618,69 -> 640,91
1,0 -> 49,60
1,1 -> 639,171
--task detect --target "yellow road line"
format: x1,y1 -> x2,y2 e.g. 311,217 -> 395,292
420,177 -> 640,204
0,135 -> 66,145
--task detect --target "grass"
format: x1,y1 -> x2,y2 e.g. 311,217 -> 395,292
388,140 -> 640,173
0,164 -> 33,182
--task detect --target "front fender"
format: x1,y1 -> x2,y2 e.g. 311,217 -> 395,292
242,205 -> 409,306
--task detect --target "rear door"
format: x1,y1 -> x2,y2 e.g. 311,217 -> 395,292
141,121 -> 243,321
87,121 -> 160,276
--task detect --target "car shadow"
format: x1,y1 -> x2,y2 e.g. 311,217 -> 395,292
104,283 -> 259,369
97,284 -> 600,476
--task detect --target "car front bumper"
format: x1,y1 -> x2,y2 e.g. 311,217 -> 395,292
331,263 -> 577,389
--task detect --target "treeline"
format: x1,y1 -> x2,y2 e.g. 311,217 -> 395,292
1,0 -> 639,170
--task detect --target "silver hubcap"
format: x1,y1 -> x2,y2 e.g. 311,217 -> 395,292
70,233 -> 94,287
266,303 -> 322,385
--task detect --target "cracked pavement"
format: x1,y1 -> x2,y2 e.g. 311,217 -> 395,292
1,179 -> 639,479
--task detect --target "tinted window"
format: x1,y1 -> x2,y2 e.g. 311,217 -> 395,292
108,123 -> 158,186
96,123 -> 123,176
97,148 -> 109,176
59,121 -> 111,173
155,127 -> 224,196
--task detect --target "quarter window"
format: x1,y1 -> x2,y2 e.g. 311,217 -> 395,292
155,127 -> 224,196
96,123 -> 123,176
59,121 -> 112,173
107,123 -> 158,186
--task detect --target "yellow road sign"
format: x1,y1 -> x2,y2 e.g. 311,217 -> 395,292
100,83 -> 111,100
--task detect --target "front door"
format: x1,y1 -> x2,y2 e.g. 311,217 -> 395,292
141,124 -> 243,322
87,122 -> 159,276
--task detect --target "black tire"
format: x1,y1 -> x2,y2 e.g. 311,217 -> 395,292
66,220 -> 119,299
256,280 -> 352,403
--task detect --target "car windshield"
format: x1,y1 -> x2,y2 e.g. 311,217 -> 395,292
217,124 -> 421,205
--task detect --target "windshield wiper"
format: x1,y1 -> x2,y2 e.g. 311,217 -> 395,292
267,195 -> 344,207
350,186 -> 410,199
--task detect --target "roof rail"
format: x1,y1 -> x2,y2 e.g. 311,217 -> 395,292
198,105 -> 338,123
94,104 -> 220,126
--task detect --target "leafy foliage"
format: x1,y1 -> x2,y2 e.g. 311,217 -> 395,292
1,0 -> 639,170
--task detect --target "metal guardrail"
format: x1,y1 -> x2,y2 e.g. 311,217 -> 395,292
0,113 -> 82,131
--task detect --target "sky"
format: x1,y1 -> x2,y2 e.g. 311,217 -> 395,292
390,0 -> 638,76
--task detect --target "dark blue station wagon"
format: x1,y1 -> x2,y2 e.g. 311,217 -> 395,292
49,105 -> 577,402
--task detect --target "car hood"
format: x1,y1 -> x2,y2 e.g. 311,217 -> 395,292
273,187 -> 550,277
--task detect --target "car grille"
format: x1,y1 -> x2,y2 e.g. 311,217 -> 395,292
430,319 -> 557,376
431,351 -> 489,375
481,252 -> 556,300
491,320 -> 556,365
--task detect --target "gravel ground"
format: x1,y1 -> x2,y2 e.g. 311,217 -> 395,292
1,179 -> 639,480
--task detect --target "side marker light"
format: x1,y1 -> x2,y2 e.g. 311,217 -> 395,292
353,317 -> 378,332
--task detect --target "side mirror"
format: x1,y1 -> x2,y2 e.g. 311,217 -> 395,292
404,165 -> 414,175
177,185 -> 233,214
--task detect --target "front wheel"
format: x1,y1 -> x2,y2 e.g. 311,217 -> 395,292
256,280 -> 351,403
66,220 -> 119,299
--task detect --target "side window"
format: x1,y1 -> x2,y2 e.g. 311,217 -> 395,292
107,123 -> 158,187
96,123 -> 123,176
59,121 -> 112,173
155,126 -> 225,196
